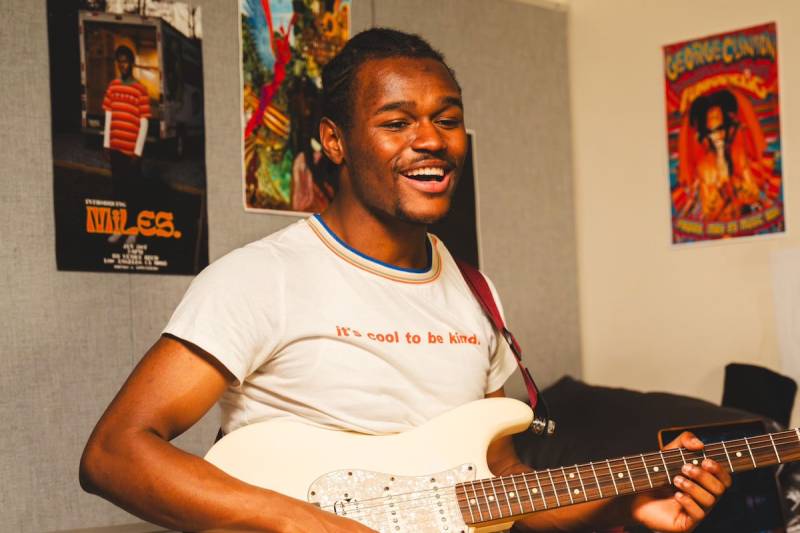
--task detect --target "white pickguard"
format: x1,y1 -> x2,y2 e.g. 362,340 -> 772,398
204,397 -> 533,532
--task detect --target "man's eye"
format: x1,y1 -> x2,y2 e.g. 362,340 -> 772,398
436,118 -> 463,129
382,121 -> 409,130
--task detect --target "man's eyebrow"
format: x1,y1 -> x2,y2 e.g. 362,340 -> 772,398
442,96 -> 464,109
374,96 -> 464,114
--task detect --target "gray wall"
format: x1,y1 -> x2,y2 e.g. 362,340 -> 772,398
0,0 -> 579,530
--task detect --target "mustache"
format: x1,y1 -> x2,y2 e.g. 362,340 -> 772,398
402,154 -> 459,169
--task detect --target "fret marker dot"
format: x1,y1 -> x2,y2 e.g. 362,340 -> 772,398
573,489 -> 580,495
532,488 -> 539,494
509,492 -> 516,498
653,466 -> 660,472
692,460 -> 699,465
569,473 -> 575,479
488,496 -> 495,502
618,473 -> 624,478
469,499 -> 476,505
736,452 -> 743,458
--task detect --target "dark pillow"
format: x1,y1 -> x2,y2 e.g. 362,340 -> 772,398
513,376 -> 760,470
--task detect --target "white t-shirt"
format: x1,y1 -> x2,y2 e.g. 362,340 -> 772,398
164,215 -> 517,435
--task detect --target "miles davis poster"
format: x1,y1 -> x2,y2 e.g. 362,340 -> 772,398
47,0 -> 209,274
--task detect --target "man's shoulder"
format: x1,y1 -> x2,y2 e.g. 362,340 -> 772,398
207,219 -> 315,271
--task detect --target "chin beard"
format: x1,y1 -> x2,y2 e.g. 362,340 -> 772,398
393,201 -> 452,226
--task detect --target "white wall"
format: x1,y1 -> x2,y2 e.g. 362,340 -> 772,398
570,0 -> 800,423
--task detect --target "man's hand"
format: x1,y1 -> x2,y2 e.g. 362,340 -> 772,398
631,431 -> 732,532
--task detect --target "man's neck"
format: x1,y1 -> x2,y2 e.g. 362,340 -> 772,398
320,202 -> 429,271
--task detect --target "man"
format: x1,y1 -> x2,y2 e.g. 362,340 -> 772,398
103,45 -> 151,243
81,29 -> 730,531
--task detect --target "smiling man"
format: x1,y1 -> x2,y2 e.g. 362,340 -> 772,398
80,29 -> 730,532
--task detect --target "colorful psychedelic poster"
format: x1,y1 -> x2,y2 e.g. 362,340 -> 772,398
47,0 -> 209,274
664,23 -> 785,245
240,0 -> 350,214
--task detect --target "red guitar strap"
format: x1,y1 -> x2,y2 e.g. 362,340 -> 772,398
455,258 -> 553,436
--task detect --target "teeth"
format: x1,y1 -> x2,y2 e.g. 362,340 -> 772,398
406,167 -> 445,177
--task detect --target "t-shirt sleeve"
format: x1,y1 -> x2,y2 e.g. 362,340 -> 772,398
136,83 -> 152,118
102,82 -> 113,112
484,275 -> 518,394
162,247 -> 283,384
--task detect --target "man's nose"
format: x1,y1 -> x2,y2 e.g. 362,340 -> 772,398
411,120 -> 446,152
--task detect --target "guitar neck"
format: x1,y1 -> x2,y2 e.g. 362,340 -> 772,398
456,428 -> 800,525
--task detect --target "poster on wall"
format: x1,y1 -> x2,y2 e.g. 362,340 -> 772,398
664,23 -> 785,245
47,0 -> 209,274
240,0 -> 350,214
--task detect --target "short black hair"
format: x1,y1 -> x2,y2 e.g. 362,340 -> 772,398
321,28 -> 459,131
114,45 -> 135,63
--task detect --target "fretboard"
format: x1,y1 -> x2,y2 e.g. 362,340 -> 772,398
455,428 -> 800,526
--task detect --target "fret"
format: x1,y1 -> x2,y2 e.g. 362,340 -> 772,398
622,457 -> 635,491
686,450 -> 702,467
720,441 -> 735,472
606,460 -> 619,495
488,478 -> 503,518
479,479 -> 494,520
534,470 -> 548,509
570,465 -> 589,501
461,484 -> 476,524
500,477 -> 513,516
590,461 -> 603,498
659,451 -> 670,480
678,447 -> 686,467
768,434 -> 782,463
728,439 -> 752,471
743,437 -> 757,468
468,481 -> 483,523
640,455 -> 653,489
519,473 -> 536,513
561,467 -> 574,504
509,474 -> 527,514
547,469 -> 561,506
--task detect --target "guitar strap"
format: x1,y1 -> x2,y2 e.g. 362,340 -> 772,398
454,257 -> 555,436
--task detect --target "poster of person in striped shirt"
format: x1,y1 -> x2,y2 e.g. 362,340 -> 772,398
103,44 -> 151,238
47,0 -> 209,274
664,23 -> 785,244
240,0 -> 350,214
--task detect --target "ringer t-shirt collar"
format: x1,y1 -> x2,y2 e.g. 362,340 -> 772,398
307,214 -> 442,284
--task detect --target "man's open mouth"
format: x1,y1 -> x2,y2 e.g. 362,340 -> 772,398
402,167 -> 447,182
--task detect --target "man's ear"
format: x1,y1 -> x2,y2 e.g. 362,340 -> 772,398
319,117 -> 345,165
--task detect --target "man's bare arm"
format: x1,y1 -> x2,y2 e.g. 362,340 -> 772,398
80,335 -> 374,532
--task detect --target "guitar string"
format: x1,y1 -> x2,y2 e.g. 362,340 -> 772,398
340,460 -> 798,527
339,433 -> 800,522
343,431 -> 800,512
333,433 -> 800,524
338,442 -> 784,528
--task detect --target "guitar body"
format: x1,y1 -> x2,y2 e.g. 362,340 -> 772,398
205,397 -> 534,532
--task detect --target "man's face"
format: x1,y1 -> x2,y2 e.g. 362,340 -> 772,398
116,55 -> 132,79
338,56 -> 467,225
706,106 -> 725,150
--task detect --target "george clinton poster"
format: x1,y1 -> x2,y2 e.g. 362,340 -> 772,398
241,0 -> 350,214
47,0 -> 209,274
664,23 -> 785,244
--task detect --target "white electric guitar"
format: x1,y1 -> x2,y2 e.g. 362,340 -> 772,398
205,397 -> 800,532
